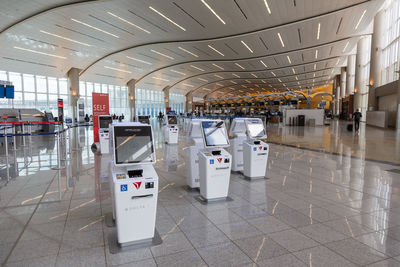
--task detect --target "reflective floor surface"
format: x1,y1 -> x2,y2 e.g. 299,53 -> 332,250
0,120 -> 400,266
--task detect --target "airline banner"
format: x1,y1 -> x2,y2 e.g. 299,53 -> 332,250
92,93 -> 109,142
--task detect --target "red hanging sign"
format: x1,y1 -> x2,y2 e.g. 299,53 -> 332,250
92,93 -> 109,142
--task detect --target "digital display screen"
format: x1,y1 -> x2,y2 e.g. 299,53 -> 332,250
99,116 -> 112,129
79,111 -> 84,116
168,116 -> 177,125
201,121 -> 229,147
0,85 -> 4,98
5,85 -> 14,99
230,119 -> 246,134
79,104 -> 84,109
246,122 -> 266,138
114,126 -> 154,164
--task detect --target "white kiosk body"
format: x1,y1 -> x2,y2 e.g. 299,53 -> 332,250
228,118 -> 248,172
163,115 -> 179,144
198,120 -> 232,200
183,119 -> 205,189
98,115 -> 113,154
137,115 -> 150,124
243,118 -> 269,179
109,122 -> 158,245
77,98 -> 85,123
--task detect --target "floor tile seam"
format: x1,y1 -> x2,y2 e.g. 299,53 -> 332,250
1,170 -> 59,267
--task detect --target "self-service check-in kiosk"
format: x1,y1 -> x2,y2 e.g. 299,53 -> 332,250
99,115 -> 113,154
183,119 -> 205,190
228,118 -> 248,172
109,122 -> 159,247
198,120 -> 232,201
243,118 -> 269,180
163,115 -> 179,144
137,115 -> 150,125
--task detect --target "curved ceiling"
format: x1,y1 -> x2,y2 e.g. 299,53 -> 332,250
0,0 -> 384,100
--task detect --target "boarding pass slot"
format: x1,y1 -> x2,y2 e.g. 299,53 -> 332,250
131,194 -> 153,199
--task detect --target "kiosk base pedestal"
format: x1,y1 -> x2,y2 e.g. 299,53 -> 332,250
105,212 -> 115,227
194,195 -> 233,205
184,185 -> 200,192
243,175 -> 267,181
108,229 -> 162,254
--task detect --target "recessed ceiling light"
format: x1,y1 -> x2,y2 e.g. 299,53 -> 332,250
104,66 -> 131,73
315,50 -> 318,59
230,80 -> 237,84
178,47 -> 198,57
190,65 -> 205,71
232,73 -> 240,78
216,83 -> 223,86
149,6 -> 186,31
342,41 -> 349,52
107,12 -> 151,34
277,32 -> 285,47
262,80 -> 266,83
183,83 -> 194,87
201,0 -> 226,24
40,30 -> 91,46
71,18 -> 119,38
235,63 -> 245,70
126,56 -> 152,65
278,78 -> 282,82
292,68 -> 296,74
241,40 -> 254,53
203,88 -> 211,91
251,73 -> 258,78
245,80 -> 251,83
271,71 -> 276,76
212,63 -> 224,70
287,55 -> 292,64
295,76 -> 298,80
214,74 -> 224,79
152,76 -> 169,81
208,45 -> 224,56
150,49 -> 174,59
170,69 -> 186,75
317,23 -> 321,40
198,78 -> 208,82
264,0 -> 272,14
355,10 -> 367,30
14,46 -> 67,59
260,60 -> 268,68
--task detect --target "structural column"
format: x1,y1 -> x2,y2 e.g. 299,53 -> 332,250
354,36 -> 371,122
163,86 -> 170,112
67,68 -> 80,123
397,69 -> 400,130
341,67 -> 347,98
368,10 -> 385,111
127,79 -> 136,122
185,92 -> 193,113
334,75 -> 341,116
346,55 -> 356,96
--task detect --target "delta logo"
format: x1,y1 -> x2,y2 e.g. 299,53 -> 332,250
217,158 -> 222,163
259,146 -> 263,150
133,182 -> 142,189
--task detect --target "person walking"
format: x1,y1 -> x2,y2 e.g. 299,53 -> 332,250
353,109 -> 362,132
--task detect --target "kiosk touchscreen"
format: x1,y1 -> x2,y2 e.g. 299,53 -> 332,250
137,115 -> 150,124
198,120 -> 232,201
228,118 -> 248,172
109,122 -> 159,246
77,98 -> 85,123
183,119 -> 205,189
163,115 -> 179,144
99,115 -> 113,154
243,118 -> 269,179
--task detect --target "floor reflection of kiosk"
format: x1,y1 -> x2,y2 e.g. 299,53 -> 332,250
228,118 -> 247,172
198,120 -> 232,201
243,118 -> 269,180
163,143 -> 179,172
98,115 -> 113,154
163,115 -> 179,144
183,119 -> 205,190
137,115 -> 150,124
109,122 -> 159,247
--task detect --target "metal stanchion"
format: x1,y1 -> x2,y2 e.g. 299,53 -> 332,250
28,124 -> 32,145
12,126 -> 17,151
21,124 -> 26,147
4,128 -> 10,182
56,128 -> 62,200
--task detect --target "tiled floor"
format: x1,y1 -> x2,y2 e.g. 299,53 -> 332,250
0,120 -> 400,266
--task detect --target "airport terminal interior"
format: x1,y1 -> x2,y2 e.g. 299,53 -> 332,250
1,0 -> 400,266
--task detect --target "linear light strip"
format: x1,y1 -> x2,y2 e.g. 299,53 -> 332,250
198,78 -> 208,82
208,45 -> 224,56
150,49 -> 174,59
214,74 -> 224,79
287,55 -> 292,64
14,46 -> 67,59
107,12 -> 151,34
40,30 -> 91,47
315,50 -> 318,59
271,71 -> 276,76
190,65 -> 205,71
149,6 -> 186,31
170,69 -> 186,75
292,68 -> 296,74
178,47 -> 198,57
317,23 -> 321,40
355,10 -> 367,30
232,73 -> 240,78
212,63 -> 224,70
71,18 -> 119,38
342,41 -> 349,52
314,64 -> 317,70
251,73 -> 258,78
201,0 -> 226,24
104,66 -> 131,73
277,32 -> 285,47
230,80 -> 237,84
152,76 -> 169,82
241,40 -> 254,53
235,63 -> 245,70
260,60 -> 268,68
264,0 -> 271,14
126,56 -> 152,65
183,83 -> 194,87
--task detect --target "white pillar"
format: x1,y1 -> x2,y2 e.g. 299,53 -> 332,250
368,10 -> 385,111
163,86 -> 170,112
341,67 -> 347,98
334,76 -> 341,116
346,55 -> 356,96
354,36 -> 371,122
185,92 -> 193,113
127,79 -> 136,121
67,68 -> 80,122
